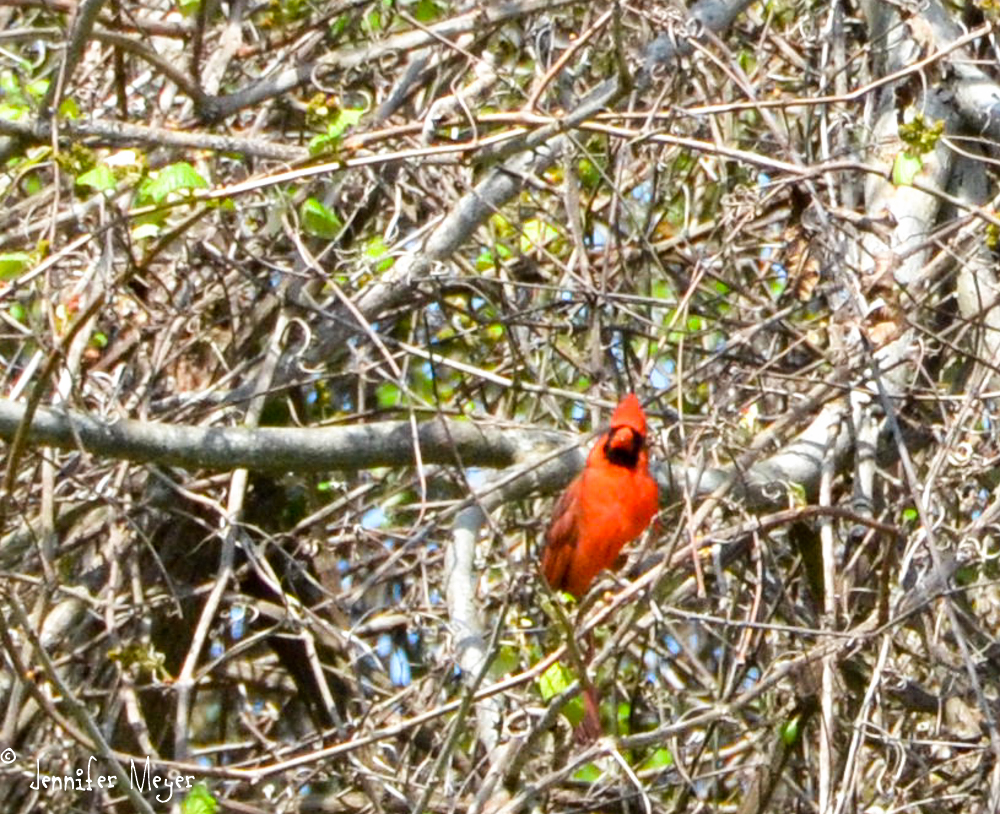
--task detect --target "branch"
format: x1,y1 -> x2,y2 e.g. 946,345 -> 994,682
0,116 -> 307,162
197,0 -> 579,121
0,391 -> 856,507
0,398 -> 567,473
301,0 -> 753,369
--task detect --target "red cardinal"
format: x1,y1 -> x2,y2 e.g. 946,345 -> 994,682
541,394 -> 659,597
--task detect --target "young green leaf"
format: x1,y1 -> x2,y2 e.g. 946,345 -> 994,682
301,197 -> 344,240
0,252 -> 31,281
181,783 -> 218,814
77,165 -> 116,193
145,162 -> 209,203
537,661 -> 573,701
892,152 -> 922,187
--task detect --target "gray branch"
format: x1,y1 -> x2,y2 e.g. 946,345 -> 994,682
0,398 -> 567,473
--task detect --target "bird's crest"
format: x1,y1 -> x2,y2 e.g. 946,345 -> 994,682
609,393 -> 647,437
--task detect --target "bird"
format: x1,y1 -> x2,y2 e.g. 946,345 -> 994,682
541,393 -> 660,597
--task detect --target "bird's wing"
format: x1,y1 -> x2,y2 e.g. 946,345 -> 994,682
541,477 -> 581,591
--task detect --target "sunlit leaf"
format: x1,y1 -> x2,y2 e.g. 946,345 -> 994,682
413,0 -> 441,21
301,197 -> 344,240
0,70 -> 18,96
77,165 -> 116,193
651,280 -> 674,300
537,661 -> 573,701
519,218 -> 560,253
787,481 -> 807,508
0,103 -> 26,122
145,162 -> 208,203
892,152 -> 922,187
572,763 -> 602,782
376,382 -> 401,408
58,96 -> 79,118
616,701 -> 631,734
899,113 -> 944,154
26,78 -> 48,99
0,252 -> 31,280
181,783 -> 218,814
328,105 -> 366,141
639,747 -> 673,770
365,235 -> 394,272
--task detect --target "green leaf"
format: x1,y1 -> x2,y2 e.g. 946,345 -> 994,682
577,157 -> 601,188
537,661 -> 573,701
768,273 -> 786,298
0,252 -> 30,280
0,71 -> 18,96
490,645 -> 518,677
77,165 -> 116,193
572,763 -> 602,782
639,747 -> 674,770
308,132 -> 338,156
519,218 -> 559,253
24,173 -> 42,195
181,783 -> 218,814
787,481 -> 807,508
329,15 -> 348,38
902,507 -> 918,522
616,701 -> 631,734
58,97 -> 79,119
651,280 -> 673,300
145,161 -> 208,203
899,113 -> 944,154
891,151 -> 922,187
329,106 -> 365,140
364,235 -> 394,272
780,714 -> 803,746
413,0 -> 441,22
26,78 -> 48,100
301,197 -> 344,240
474,243 -> 512,271
376,382 -> 401,409
475,248 -> 495,270
0,103 -> 26,122
489,213 -> 513,235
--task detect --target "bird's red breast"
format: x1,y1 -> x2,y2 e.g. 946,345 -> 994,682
541,394 -> 659,597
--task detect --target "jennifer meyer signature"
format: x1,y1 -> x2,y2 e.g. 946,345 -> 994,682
14,750 -> 197,803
